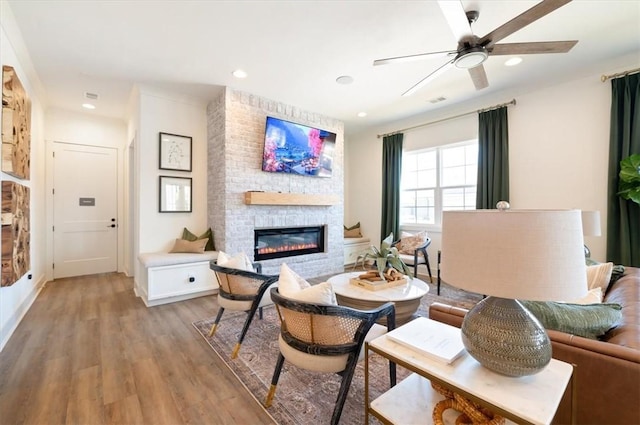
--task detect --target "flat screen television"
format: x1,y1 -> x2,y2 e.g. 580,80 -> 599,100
261,116 -> 335,178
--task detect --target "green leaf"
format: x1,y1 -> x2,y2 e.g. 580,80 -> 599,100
619,154 -> 640,183
618,154 -> 640,205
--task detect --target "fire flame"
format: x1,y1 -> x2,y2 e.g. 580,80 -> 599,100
257,243 -> 318,254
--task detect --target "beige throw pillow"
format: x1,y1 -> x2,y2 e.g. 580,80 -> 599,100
586,262 -> 614,292
278,263 -> 336,305
344,222 -> 363,238
169,238 -> 208,254
572,287 -> 603,304
217,251 -> 254,271
399,231 -> 428,255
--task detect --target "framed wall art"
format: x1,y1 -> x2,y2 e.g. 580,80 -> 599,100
159,176 -> 192,213
1,180 -> 30,286
2,66 -> 31,179
159,132 -> 192,171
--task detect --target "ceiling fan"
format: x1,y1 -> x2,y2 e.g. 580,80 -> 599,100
374,0 -> 578,96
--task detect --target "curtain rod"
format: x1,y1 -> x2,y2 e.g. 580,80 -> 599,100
601,67 -> 640,82
377,98 -> 516,139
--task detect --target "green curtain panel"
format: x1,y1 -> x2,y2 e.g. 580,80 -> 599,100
476,106 -> 510,209
607,73 -> 640,267
381,133 -> 403,240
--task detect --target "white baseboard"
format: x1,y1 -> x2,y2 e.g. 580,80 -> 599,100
0,274 -> 46,352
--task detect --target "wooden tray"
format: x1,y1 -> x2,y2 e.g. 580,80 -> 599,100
349,277 -> 407,291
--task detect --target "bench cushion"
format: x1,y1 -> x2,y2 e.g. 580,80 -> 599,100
139,251 -> 218,268
343,237 -> 370,246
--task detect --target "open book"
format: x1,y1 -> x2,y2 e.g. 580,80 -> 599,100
387,317 -> 466,364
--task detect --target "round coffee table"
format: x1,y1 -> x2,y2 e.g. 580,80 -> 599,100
327,272 -> 429,324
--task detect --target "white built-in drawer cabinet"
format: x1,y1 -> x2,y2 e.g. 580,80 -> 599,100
136,252 -> 219,307
344,237 -> 371,265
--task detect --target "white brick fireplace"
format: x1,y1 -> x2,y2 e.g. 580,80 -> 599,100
207,88 -> 344,278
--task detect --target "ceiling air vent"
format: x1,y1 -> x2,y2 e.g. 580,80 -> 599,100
84,92 -> 99,100
429,96 -> 446,104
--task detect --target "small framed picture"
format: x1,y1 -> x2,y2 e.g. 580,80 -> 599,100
159,176 -> 192,213
159,132 -> 192,171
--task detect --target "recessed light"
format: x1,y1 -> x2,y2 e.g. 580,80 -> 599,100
505,57 -> 523,67
336,75 -> 354,85
357,112 -> 367,117
232,69 -> 248,79
82,103 -> 96,110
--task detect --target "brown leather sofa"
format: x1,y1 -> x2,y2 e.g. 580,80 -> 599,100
429,266 -> 640,425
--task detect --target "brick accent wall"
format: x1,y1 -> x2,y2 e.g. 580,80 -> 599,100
207,88 -> 344,278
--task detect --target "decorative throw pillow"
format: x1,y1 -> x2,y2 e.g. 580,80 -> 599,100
571,287 -> 603,304
606,264 -> 626,295
399,231 -> 428,255
278,263 -> 336,305
169,238 -> 208,254
217,251 -> 254,271
344,222 -> 362,238
182,227 -> 215,251
520,300 -> 622,339
586,262 -> 614,292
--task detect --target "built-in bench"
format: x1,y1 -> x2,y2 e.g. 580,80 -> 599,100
343,236 -> 371,266
135,251 -> 220,307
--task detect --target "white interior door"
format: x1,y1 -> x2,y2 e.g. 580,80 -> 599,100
53,142 -> 118,278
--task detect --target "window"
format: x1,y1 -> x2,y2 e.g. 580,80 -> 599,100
400,141 -> 477,228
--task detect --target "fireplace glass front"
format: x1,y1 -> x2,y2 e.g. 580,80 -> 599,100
254,226 -> 325,261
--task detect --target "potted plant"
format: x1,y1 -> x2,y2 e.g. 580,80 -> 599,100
355,232 -> 413,280
618,154 -> 640,205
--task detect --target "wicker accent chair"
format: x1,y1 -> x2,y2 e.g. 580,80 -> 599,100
264,287 -> 396,425
393,236 -> 433,280
209,261 -> 279,359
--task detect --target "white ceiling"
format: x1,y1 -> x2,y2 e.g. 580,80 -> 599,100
6,0 -> 640,136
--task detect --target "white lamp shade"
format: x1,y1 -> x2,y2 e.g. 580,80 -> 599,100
581,210 -> 602,237
441,209 -> 587,301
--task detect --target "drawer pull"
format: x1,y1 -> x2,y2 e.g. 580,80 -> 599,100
189,276 -> 195,283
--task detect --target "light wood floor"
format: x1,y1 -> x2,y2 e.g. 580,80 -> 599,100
0,273 -> 276,425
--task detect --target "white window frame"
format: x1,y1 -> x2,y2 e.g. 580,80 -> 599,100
400,139 -> 478,233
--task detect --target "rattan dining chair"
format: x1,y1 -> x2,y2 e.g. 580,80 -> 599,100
209,261 -> 279,359
264,287 -> 396,425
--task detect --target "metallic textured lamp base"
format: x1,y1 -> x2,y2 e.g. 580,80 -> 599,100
461,297 -> 551,377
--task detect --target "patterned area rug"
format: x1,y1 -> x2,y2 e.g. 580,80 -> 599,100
192,279 -> 482,425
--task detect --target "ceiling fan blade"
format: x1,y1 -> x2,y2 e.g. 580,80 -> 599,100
469,65 -> 489,90
402,59 -> 454,97
373,50 -> 455,66
490,40 -> 578,55
479,0 -> 572,47
438,0 -> 474,42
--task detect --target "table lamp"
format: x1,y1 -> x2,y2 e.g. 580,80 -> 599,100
441,206 -> 587,377
581,210 -> 601,258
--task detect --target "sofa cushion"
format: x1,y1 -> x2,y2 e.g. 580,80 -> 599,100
520,300 -> 622,340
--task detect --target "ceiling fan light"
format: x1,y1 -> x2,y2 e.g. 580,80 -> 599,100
454,48 -> 488,69
505,57 -> 523,67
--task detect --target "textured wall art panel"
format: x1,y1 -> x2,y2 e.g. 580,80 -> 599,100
2,65 -> 31,179
1,180 -> 30,286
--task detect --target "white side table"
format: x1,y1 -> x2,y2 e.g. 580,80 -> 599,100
365,318 -> 575,425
